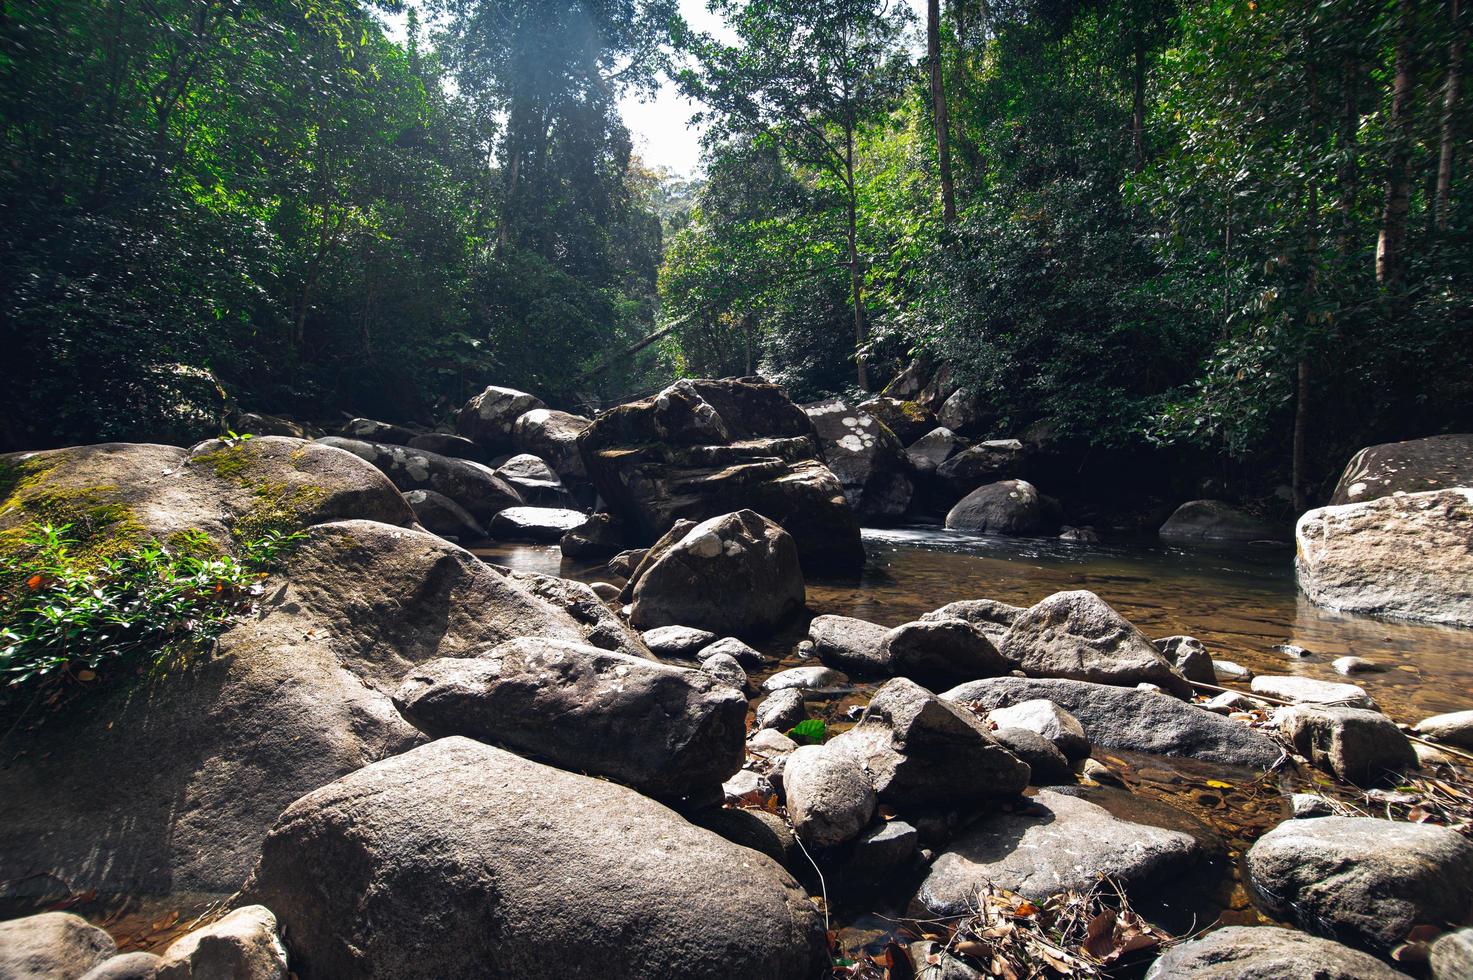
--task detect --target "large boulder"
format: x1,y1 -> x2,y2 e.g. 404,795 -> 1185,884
1330,434 -> 1473,506
934,439 -> 1025,489
627,510 -> 805,637
0,520 -> 646,900
920,599 -> 1024,644
577,378 -> 864,574
857,396 -> 937,445
905,427 -> 964,476
1296,488 -> 1473,627
455,385 -> 546,452
406,431 -> 488,463
826,678 -> 1029,806
489,505 -> 587,542
493,453 -> 571,507
880,618 -> 1012,685
1160,500 -> 1283,544
404,489 -> 485,541
512,408 -> 591,480
1144,926 -> 1413,980
339,417 -> 419,445
244,737 -> 826,980
808,614 -> 892,675
1277,704 -> 1415,786
316,436 -> 523,523
1245,816 -> 1473,955
0,912 -> 116,979
394,638 -> 746,801
999,591 -> 1192,696
943,677 -> 1282,768
803,398 -> 914,519
944,479 -> 1042,534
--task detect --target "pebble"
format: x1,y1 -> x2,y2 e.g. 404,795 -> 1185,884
1213,660 -> 1254,681
1290,793 -> 1336,818
1332,656 -> 1387,675
1273,643 -> 1312,659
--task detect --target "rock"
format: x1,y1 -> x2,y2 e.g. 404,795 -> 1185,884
755,690 -> 807,732
1245,816 -> 1473,955
1333,655 -> 1387,675
985,699 -> 1091,761
918,789 -> 1209,912
455,385 -> 546,451
1277,704 -> 1417,786
406,432 -> 487,463
0,912 -> 116,980
1144,926 -> 1413,980
750,728 -> 800,757
1000,591 -> 1193,696
489,505 -> 588,542
1155,636 -> 1216,685
559,511 -> 624,559
500,569 -> 646,654
1213,659 -> 1254,682
1431,928 -> 1473,980
858,396 -> 937,445
590,581 -> 619,601
1159,500 -> 1283,544
782,745 -> 877,848
1058,525 -> 1099,543
905,427 -> 964,475
844,821 -> 919,882
938,387 -> 986,434
808,615 -> 892,675
1415,742 -> 1461,766
704,636 -> 764,669
492,453 -> 570,506
232,412 -> 321,440
511,408 -> 590,480
1417,710 -> 1473,749
827,678 -> 1029,806
944,479 -> 1042,534
1273,642 -> 1312,659
943,677 -> 1283,768
723,769 -> 775,802
78,952 -> 164,979
990,727 -> 1073,784
935,440 -> 1026,489
920,599 -> 1025,644
689,807 -> 798,868
881,618 -> 1012,685
641,625 -> 717,659
701,651 -> 750,693
1250,675 -> 1374,709
394,638 -> 745,800
617,518 -> 698,601
803,398 -> 914,519
244,738 -> 826,980
883,359 -> 932,401
628,510 -> 805,637
1330,433 -> 1473,505
1296,488 -> 1473,627
0,521 -> 645,899
762,666 -> 848,693
1290,793 -> 1336,818
339,417 -> 419,445
156,905 -> 287,980
318,436 -> 522,523
1203,690 -> 1261,713
608,548 -> 645,579
578,377 -> 864,574
404,489 -> 485,540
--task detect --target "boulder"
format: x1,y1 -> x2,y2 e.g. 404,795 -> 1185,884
404,489 -> 485,541
808,614 -> 892,675
1431,928 -> 1473,980
1330,433 -> 1473,505
628,510 -> 805,637
0,521 -> 645,900
155,905 -> 287,980
803,398 -> 914,519
493,453 -> 571,506
883,359 -> 932,401
1417,710 -> 1473,749
339,417 -> 419,445
1155,635 -> 1216,685
317,437 -> 522,523
782,745 -> 877,848
755,690 -> 807,732
577,377 -> 864,574
985,699 -> 1091,761
1159,500 -> 1282,544
244,738 -> 826,980
1245,816 -> 1473,955
689,808 -> 797,869
500,569 -> 650,655
1296,488 -> 1473,628
703,636 -> 764,669
920,599 -> 1025,644
918,789 -> 1210,912
935,440 -> 1026,489
511,408 -> 590,480
455,385 -> 546,452
906,427 -> 964,475
845,821 -> 919,881
937,387 -> 985,434
858,396 -> 937,445
762,666 -> 848,693
560,512 -> 624,559
826,678 -> 1029,806
1277,704 -> 1417,786
406,432 -> 487,463
1250,675 -> 1374,709
489,505 -> 588,542
1144,926 -> 1413,980
232,412 -> 321,439
988,727 -> 1073,785
0,912 -> 116,980
394,639 -> 745,800
943,677 -> 1282,768
944,479 -> 1042,534
79,952 -> 164,979
1000,591 -> 1192,696
641,625 -> 717,659
880,618 -> 1012,685
701,651 -> 750,693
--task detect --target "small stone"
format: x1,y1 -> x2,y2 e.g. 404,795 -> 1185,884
846,820 -> 918,878
989,727 -> 1073,785
156,905 -> 288,980
748,728 -> 798,757
1416,709 -> 1473,750
1274,643 -> 1313,659
641,624 -> 718,658
762,666 -> 847,693
1202,691 -> 1260,714
723,769 -> 775,803
701,652 -> 751,694
1277,703 -> 1417,786
1137,682 -> 1164,694
1333,656 -> 1387,675
985,699 -> 1091,761
1155,635 -> 1216,685
807,614 -> 891,675
1144,925 -> 1413,980
754,689 -> 806,732
704,636 -> 764,669
1252,675 -> 1375,709
1290,793 -> 1336,818
79,951 -> 165,979
1213,659 -> 1254,681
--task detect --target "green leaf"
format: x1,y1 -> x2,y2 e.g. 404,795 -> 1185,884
787,718 -> 826,744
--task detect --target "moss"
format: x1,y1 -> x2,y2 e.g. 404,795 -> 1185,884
191,442 -> 257,481
166,528 -> 223,558
0,458 -> 146,568
231,480 -> 327,543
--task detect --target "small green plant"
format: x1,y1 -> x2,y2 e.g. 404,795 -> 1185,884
219,430 -> 253,447
787,718 -> 827,745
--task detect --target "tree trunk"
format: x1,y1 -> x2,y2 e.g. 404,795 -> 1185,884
1377,0 -> 1414,288
1436,0 -> 1464,232
928,0 -> 957,224
846,128 -> 867,390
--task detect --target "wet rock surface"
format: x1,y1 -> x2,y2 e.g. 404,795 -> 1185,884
1144,925 -> 1413,979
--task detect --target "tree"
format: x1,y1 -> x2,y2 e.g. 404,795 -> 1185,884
927,0 -> 957,223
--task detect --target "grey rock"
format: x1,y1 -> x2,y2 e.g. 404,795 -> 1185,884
1277,704 -> 1417,786
783,745 -> 877,848
1417,710 -> 1473,750
590,581 -> 619,601
318,437 -> 523,523
845,820 -> 918,879
501,569 -> 649,655
231,412 -> 319,440
1155,636 -> 1216,685
489,505 -> 588,542
689,808 -> 797,869
244,738 -> 826,980
723,769 -> 775,802
1000,591 -> 1192,696
1058,525 -> 1100,543
881,618 -> 1011,686
1213,659 -> 1254,681
803,398 -> 914,519
78,952 -> 164,980
700,652 -> 750,694
1251,675 -> 1374,709
944,479 -> 1042,535
858,396 -> 937,445
943,677 -> 1283,768
406,432 -> 487,463
808,614 -> 892,675
1331,433 -> 1473,506
607,548 -> 646,579
990,727 -> 1074,784
935,439 -> 1026,488
920,599 -> 1024,644
906,427 -> 963,475
156,905 -> 287,980
937,388 -> 986,434
0,912 -> 116,980
394,638 -> 746,800
560,512 -> 624,559
762,666 -> 848,693
1144,926 -> 1412,979
1245,816 -> 1473,954
1160,500 -> 1283,544
641,625 -> 717,659
404,489 -> 486,540
985,699 -> 1091,761
511,408 -> 590,480
339,417 -> 419,445
749,728 -> 799,757
455,385 -> 546,451
1431,928 -> 1473,980
1333,655 -> 1387,675
1290,793 -> 1336,818
754,690 -> 807,732
1203,690 -> 1261,714
704,636 -> 764,669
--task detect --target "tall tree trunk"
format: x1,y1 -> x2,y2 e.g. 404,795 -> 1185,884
1436,0 -> 1464,231
1377,0 -> 1414,288
1132,17 -> 1147,172
846,128 -> 867,390
1335,61 -> 1362,256
928,0 -> 957,224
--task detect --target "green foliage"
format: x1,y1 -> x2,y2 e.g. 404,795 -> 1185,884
787,718 -> 828,744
